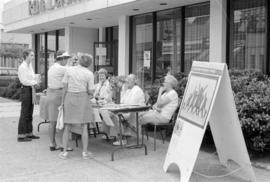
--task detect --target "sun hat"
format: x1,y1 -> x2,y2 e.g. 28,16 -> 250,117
56,50 -> 71,59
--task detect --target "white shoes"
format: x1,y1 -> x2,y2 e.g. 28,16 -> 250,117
101,135 -> 115,140
58,151 -> 68,159
113,139 -> 127,146
82,151 -> 94,160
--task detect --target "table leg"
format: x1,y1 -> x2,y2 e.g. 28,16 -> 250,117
111,112 -> 148,161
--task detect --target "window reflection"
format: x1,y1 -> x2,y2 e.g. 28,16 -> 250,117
184,3 -> 210,73
229,0 -> 266,72
37,34 -> 46,89
132,14 -> 153,88
156,8 -> 181,79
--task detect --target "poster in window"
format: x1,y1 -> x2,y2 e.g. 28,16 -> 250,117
95,47 -> 108,66
178,72 -> 219,129
143,50 -> 151,68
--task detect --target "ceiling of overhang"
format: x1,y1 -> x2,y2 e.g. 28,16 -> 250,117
12,0 -> 207,33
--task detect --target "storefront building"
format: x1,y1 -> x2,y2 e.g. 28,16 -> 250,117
2,0 -> 270,89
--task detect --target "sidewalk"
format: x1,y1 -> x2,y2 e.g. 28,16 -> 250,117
0,97 -> 270,182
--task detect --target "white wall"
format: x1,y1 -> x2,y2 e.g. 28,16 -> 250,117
66,26 -> 98,70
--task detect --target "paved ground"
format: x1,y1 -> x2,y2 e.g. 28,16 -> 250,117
0,97 -> 270,182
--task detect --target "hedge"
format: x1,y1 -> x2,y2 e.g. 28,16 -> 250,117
145,70 -> 270,152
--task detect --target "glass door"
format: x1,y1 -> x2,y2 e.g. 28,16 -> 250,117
93,41 -> 118,76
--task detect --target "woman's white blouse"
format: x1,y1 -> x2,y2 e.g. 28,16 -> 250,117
62,65 -> 94,92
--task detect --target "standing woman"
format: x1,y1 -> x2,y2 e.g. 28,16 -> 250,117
46,50 -> 70,151
59,54 -> 95,160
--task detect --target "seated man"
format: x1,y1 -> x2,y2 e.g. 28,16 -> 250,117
140,75 -> 178,126
102,74 -> 145,145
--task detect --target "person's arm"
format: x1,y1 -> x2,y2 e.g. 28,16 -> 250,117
61,83 -> 68,105
61,70 -> 69,105
156,88 -> 172,108
87,73 -> 95,98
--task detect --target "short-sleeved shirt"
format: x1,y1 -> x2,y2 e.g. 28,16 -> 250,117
121,85 -> 145,105
48,63 -> 66,89
159,89 -> 178,120
94,80 -> 112,102
62,65 -> 94,92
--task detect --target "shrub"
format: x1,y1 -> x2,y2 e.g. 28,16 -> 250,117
0,77 -> 22,100
230,69 -> 270,152
146,70 -> 270,152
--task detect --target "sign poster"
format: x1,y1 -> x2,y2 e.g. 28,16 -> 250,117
164,61 -> 256,182
143,50 -> 151,68
179,73 -> 219,129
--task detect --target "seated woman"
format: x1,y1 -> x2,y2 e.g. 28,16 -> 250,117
93,68 -> 112,104
140,75 -> 179,125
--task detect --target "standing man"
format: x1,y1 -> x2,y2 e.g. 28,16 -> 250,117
17,49 -> 40,142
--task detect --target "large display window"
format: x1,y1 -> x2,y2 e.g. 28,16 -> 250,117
229,0 -> 267,72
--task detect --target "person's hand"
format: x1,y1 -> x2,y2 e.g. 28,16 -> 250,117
159,86 -> 165,93
153,104 -> 161,113
34,84 -> 41,90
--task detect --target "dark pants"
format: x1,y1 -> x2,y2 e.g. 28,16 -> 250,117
18,86 -> 34,138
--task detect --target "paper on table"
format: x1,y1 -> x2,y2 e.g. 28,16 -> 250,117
99,109 -> 114,126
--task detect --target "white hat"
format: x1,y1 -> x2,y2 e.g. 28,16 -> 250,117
56,51 -> 70,59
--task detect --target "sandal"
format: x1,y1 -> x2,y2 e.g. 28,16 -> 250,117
58,151 -> 68,160
82,151 -> 94,160
50,145 -> 62,151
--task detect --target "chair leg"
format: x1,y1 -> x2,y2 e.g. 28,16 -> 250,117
146,126 -> 149,140
141,125 -> 144,145
160,129 -> 165,144
154,125 -> 157,151
75,134 -> 79,147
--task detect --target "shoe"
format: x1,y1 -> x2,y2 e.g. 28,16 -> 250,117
101,135 -> 115,140
17,137 -> 32,142
82,151 -> 94,160
113,139 -> 127,146
60,147 -> 73,152
27,135 -> 40,139
50,145 -> 62,151
58,151 -> 68,159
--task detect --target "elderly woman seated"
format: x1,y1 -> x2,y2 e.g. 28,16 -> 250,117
101,74 -> 145,145
93,68 -> 112,104
140,75 -> 179,125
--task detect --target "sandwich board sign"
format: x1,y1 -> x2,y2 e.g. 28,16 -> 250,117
163,61 -> 256,182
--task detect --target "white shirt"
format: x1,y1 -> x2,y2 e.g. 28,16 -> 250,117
94,80 -> 112,102
62,65 -> 94,92
121,85 -> 145,105
119,85 -> 145,126
160,89 -> 178,120
48,63 -> 66,89
18,61 -> 37,86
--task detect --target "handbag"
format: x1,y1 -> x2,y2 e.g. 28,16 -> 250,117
56,105 -> 64,130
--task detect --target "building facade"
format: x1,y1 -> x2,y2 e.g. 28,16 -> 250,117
0,0 -> 32,76
2,0 -> 270,88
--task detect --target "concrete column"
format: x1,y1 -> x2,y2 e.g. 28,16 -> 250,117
118,15 -> 129,76
65,26 -> 72,53
209,0 -> 227,63
98,27 -> 105,42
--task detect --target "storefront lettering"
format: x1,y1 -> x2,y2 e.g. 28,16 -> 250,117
28,0 -> 90,16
